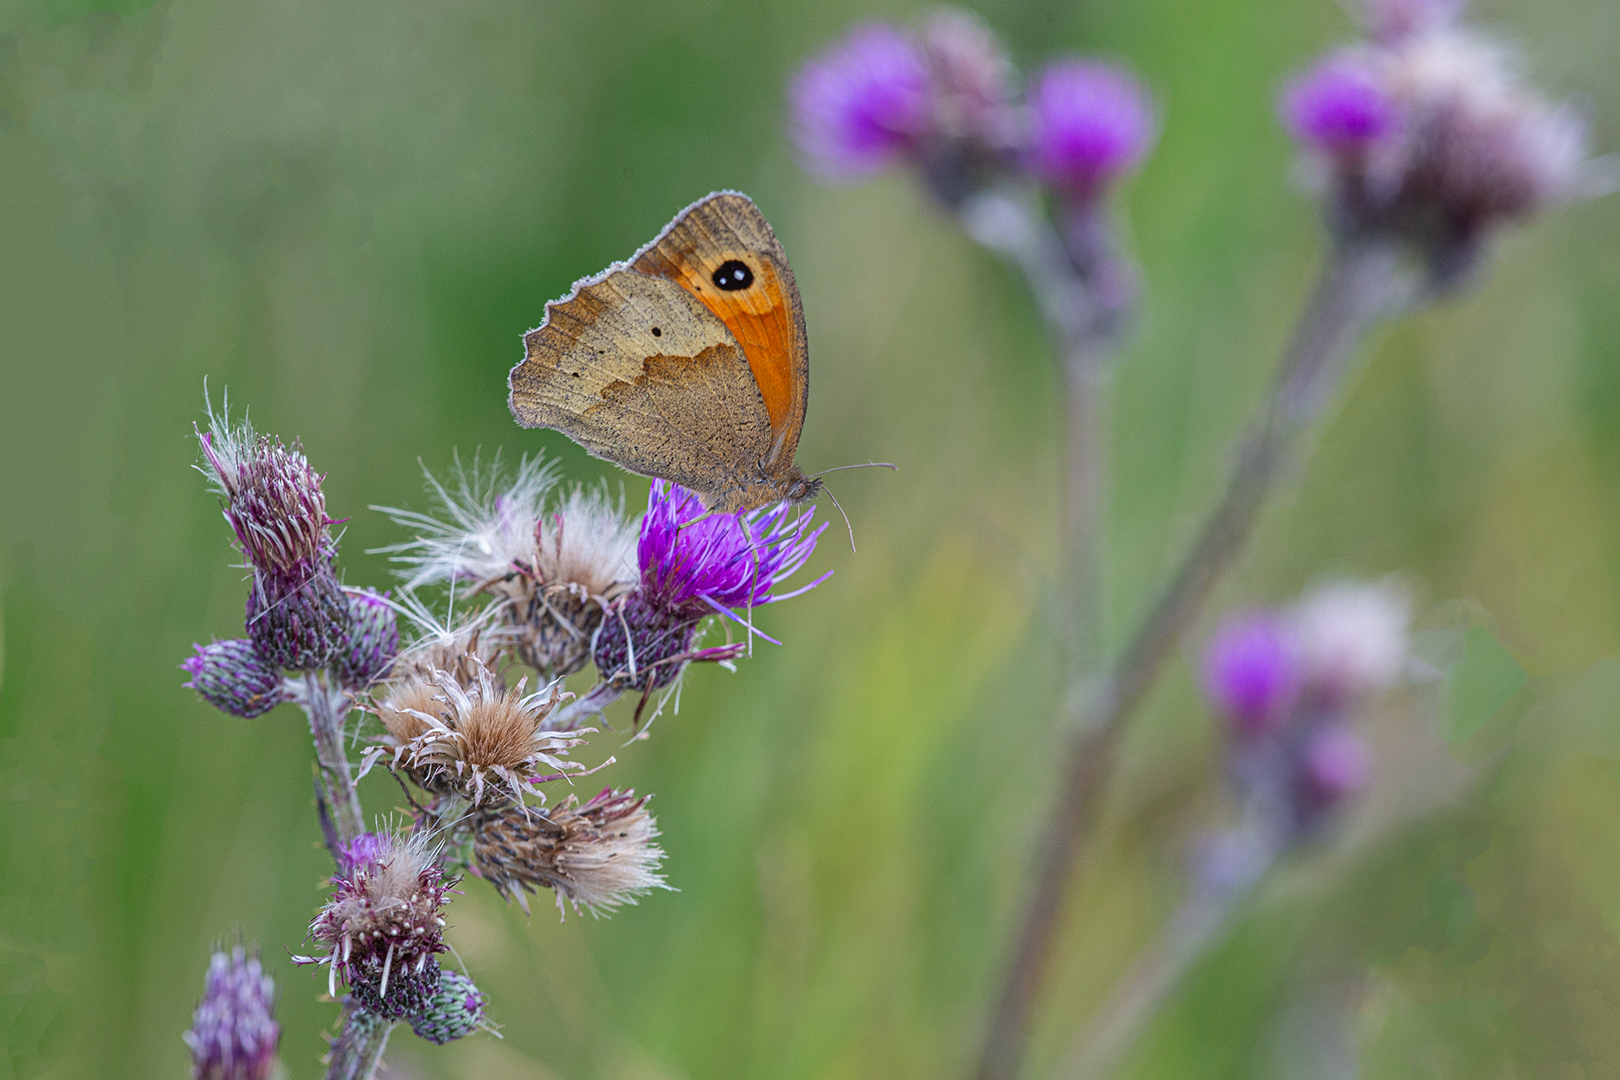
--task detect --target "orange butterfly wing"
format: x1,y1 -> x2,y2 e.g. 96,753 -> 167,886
630,192 -> 809,468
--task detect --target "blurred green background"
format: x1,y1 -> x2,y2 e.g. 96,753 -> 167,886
2,0 -> 1619,1077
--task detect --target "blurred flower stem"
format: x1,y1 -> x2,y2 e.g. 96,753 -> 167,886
959,187 -> 1125,675
301,672 -> 365,851
976,238 -> 1422,1080
326,1010 -> 394,1080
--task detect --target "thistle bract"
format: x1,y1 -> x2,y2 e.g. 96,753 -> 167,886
183,639 -> 287,719
408,969 -> 488,1045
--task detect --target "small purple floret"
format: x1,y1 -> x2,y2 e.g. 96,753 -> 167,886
1027,59 -> 1154,201
1281,52 -> 1401,156
790,23 -> 934,176
184,946 -> 280,1080
1201,612 -> 1301,737
337,831 -> 391,877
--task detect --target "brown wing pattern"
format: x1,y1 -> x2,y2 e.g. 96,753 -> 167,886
631,192 -> 810,468
509,268 -> 775,494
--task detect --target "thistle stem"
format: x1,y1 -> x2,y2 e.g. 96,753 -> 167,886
974,240 -> 1419,1080
303,671 -> 365,855
325,1011 -> 395,1080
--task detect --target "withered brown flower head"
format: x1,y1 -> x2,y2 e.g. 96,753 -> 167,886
473,789 -> 667,917
373,659 -> 592,808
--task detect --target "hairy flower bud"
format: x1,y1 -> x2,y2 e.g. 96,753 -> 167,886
335,588 -> 399,689
245,564 -> 350,671
473,789 -> 667,916
183,639 -> 288,719
407,969 -> 488,1045
183,946 -> 280,1080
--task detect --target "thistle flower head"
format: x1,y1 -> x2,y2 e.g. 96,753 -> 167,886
300,829 -> 451,1019
408,969 -> 489,1045
196,402 -> 335,580
790,22 -> 934,177
1282,48 -> 1404,158
383,662 -> 589,808
1027,59 -> 1156,204
473,789 -> 667,917
1282,15 -> 1601,278
183,639 -> 288,719
1299,722 -> 1373,807
1201,611 -> 1302,737
636,481 -> 827,618
592,482 -> 826,690
919,8 -> 1018,146
183,945 -> 280,1080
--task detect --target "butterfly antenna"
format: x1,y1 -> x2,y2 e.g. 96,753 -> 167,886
810,461 -> 898,478
822,484 -> 857,553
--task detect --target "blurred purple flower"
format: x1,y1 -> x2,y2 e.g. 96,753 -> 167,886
1281,50 -> 1402,157
184,946 -> 280,1080
1299,723 -> 1372,806
1201,611 -> 1301,737
790,23 -> 934,176
1027,59 -> 1155,202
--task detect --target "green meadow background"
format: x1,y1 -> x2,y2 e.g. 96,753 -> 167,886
3,0 -> 1619,1076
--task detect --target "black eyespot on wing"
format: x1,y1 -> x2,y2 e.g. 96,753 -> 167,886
712,260 -> 753,291
651,327 -> 661,337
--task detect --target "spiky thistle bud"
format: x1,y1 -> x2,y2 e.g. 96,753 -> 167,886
183,945 -> 281,1080
407,969 -> 489,1045
297,830 -> 452,1020
182,639 -> 289,719
473,789 -> 668,917
335,588 -> 399,689
196,402 -> 348,671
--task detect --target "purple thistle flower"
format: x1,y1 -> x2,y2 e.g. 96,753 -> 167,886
336,831 -> 391,877
197,402 -> 350,670
183,639 -> 288,719
334,588 -> 399,689
1281,50 -> 1403,157
183,946 -> 280,1080
790,23 -> 934,177
1201,611 -> 1302,737
1027,59 -> 1155,203
593,482 -> 828,690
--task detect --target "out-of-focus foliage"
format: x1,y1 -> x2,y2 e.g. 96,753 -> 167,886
0,0 -> 1616,1077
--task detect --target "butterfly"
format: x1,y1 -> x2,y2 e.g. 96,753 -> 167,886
508,191 -> 822,516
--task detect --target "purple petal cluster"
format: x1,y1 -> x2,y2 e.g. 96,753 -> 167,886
593,482 -> 827,690
1200,612 -> 1300,737
1281,51 -> 1402,157
1027,60 -> 1155,202
790,24 -> 933,177
183,946 -> 280,1080
637,481 -> 828,617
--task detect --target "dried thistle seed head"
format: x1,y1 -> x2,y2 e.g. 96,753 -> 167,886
184,945 -> 281,1080
407,969 -> 488,1045
300,830 -> 452,1018
473,789 -> 668,917
387,662 -> 589,807
376,452 -> 559,591
182,639 -> 288,719
506,484 -> 640,679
